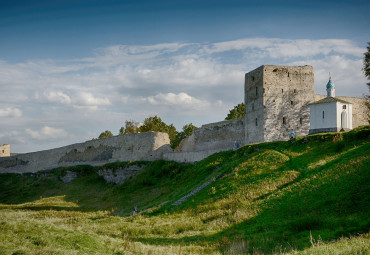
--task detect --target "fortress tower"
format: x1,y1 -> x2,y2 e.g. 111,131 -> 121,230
244,65 -> 315,144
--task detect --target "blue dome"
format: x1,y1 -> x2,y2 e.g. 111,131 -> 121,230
326,78 -> 335,89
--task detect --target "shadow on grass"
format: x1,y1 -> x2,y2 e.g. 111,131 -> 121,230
0,205 -> 80,211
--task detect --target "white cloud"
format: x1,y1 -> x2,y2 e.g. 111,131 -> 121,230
0,107 -> 22,117
0,37 -> 367,152
147,92 -> 210,108
76,92 -> 111,107
26,126 -> 68,140
206,38 -> 364,58
44,91 -> 72,104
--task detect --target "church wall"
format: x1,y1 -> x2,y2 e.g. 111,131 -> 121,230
315,95 -> 369,128
310,102 -> 338,132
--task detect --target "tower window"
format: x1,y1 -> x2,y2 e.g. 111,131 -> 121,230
282,89 -> 284,93
251,76 -> 255,81
343,105 -> 346,109
255,118 -> 258,126
294,89 -> 297,93
300,118 -> 303,124
291,101 -> 294,105
283,117 -> 286,125
323,111 -> 325,119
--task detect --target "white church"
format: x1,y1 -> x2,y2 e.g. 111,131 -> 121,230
309,74 -> 353,134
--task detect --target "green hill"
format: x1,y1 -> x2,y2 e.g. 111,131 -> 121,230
0,126 -> 369,254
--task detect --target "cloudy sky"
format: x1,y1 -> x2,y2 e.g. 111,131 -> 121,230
0,0 -> 369,153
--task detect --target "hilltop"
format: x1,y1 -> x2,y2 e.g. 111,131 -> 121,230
0,125 -> 369,254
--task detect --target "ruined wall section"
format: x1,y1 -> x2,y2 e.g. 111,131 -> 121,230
0,132 -> 172,174
315,94 -> 369,128
165,118 -> 245,162
262,65 -> 314,142
245,66 -> 264,144
176,118 -> 245,152
0,144 -> 10,157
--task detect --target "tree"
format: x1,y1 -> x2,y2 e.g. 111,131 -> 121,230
172,123 -> 198,149
119,120 -> 140,135
225,103 -> 245,120
363,42 -> 370,87
139,116 -> 169,133
363,42 -> 370,122
182,123 -> 197,137
138,116 -> 178,147
98,130 -> 113,139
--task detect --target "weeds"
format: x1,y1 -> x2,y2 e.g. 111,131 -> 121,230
0,126 -> 369,254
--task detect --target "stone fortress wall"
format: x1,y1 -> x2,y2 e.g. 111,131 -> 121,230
1,65 -> 369,174
0,132 -> 171,174
163,118 -> 244,163
0,144 -> 10,157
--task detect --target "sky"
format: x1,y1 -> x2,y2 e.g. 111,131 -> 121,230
0,0 -> 369,153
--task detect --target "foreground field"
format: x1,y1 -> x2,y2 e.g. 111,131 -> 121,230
1,126 -> 369,254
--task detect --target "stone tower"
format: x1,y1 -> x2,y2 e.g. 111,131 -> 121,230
244,65 -> 315,144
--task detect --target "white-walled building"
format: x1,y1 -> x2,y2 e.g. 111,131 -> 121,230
309,75 -> 352,134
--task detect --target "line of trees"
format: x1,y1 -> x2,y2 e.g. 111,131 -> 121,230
97,104 -> 244,148
98,116 -> 197,149
363,42 -> 370,122
98,103 -> 246,148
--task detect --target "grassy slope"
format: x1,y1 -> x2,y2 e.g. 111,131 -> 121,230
0,126 -> 369,254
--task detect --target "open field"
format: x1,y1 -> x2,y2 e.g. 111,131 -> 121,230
1,126 -> 369,254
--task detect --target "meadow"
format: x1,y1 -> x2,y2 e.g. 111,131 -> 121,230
0,126 -> 369,254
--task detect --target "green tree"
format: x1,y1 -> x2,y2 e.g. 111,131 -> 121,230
225,103 -> 245,120
363,42 -> 370,87
182,123 -> 197,137
172,123 -> 198,149
139,116 -> 169,133
98,130 -> 113,139
363,42 -> 370,122
119,120 -> 140,135
138,116 -> 178,147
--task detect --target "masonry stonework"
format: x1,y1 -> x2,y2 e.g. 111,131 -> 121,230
0,144 -> 10,157
245,65 -> 314,144
1,65 -> 368,175
0,132 -> 171,174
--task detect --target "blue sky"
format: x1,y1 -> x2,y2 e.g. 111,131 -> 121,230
0,0 -> 369,152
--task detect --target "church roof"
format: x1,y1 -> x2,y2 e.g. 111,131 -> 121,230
326,77 -> 335,89
310,96 -> 351,105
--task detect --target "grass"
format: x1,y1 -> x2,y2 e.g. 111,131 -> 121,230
0,125 -> 369,254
